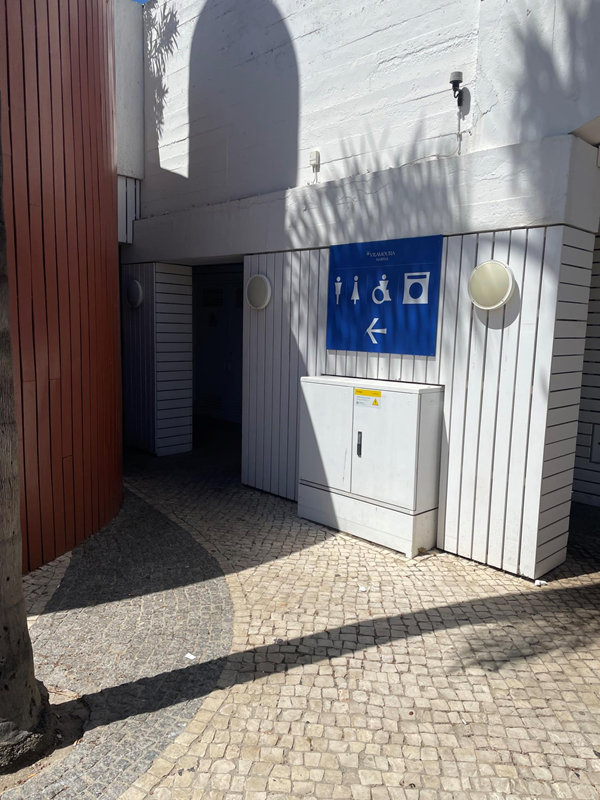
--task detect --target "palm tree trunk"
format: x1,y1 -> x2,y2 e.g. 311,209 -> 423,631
0,100 -> 53,773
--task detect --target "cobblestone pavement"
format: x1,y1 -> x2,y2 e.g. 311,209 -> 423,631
12,424 -> 600,800
120,427 -> 600,800
22,552 -> 71,628
7,490 -> 232,800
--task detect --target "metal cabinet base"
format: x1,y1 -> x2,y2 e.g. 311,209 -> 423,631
298,483 -> 437,559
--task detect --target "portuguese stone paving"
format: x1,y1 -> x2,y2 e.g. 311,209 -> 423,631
6,489 -> 232,800
11,425 -> 600,799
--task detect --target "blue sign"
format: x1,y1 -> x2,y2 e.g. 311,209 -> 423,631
326,236 -> 443,356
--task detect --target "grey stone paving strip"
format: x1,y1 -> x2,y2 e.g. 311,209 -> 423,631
22,553 -> 71,627
4,490 -> 233,800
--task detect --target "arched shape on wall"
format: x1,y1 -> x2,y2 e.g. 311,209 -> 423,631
187,0 -> 299,205
144,0 -> 299,214
0,0 -> 122,571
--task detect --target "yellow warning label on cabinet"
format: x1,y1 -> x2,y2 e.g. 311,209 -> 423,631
354,388 -> 382,409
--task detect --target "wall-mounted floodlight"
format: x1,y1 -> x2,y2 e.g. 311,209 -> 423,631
468,260 -> 514,310
246,274 -> 272,310
126,279 -> 144,308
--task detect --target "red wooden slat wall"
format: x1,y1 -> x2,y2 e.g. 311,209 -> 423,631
0,0 -> 122,572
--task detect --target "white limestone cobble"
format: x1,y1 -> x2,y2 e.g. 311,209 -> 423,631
119,449 -> 600,800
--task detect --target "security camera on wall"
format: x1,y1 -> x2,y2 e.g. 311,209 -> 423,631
450,71 -> 464,107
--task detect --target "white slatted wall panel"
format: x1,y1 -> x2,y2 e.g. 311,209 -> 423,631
154,264 -> 193,456
572,234 -> 600,507
243,226 -> 590,577
118,175 -> 141,245
519,229 -> 594,576
242,250 -> 330,497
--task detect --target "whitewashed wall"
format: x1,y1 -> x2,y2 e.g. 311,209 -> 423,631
472,0 -> 600,153
242,226 -> 595,578
143,0 -> 478,217
141,0 -> 600,219
115,0 -> 144,179
126,135 -> 600,268
574,235 -> 600,506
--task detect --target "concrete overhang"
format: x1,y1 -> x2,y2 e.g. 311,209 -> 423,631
122,134 -> 600,264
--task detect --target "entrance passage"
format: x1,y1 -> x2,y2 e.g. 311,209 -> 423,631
121,263 -> 244,462
192,265 -> 244,453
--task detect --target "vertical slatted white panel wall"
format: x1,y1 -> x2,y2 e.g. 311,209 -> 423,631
117,175 -> 141,245
155,264 -> 193,456
242,226 -> 591,578
242,250 -> 330,498
121,263 -> 156,452
573,234 -> 600,507
522,228 -> 594,576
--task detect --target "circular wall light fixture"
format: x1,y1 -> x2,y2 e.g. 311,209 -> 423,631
468,260 -> 514,310
246,274 -> 272,310
126,279 -> 144,309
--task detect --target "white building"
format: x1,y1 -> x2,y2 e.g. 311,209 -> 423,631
115,0 -> 600,579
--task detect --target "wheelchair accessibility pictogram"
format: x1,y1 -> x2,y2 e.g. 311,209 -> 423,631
372,275 -> 392,305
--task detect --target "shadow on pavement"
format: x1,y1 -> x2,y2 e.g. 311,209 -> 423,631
51,576 -> 600,746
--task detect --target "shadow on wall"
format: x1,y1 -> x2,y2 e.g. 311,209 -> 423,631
278,2 -> 600,576
144,0 -> 299,215
508,1 -> 600,567
22,10 -> 600,764
285,115 -> 466,254
508,2 -> 600,216
138,0 -> 600,577
145,0 -> 179,144
510,2 -> 600,145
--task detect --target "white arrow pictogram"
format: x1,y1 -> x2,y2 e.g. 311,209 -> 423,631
366,318 -> 388,344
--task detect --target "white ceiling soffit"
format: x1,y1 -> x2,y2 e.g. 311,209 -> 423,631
572,116 -> 600,147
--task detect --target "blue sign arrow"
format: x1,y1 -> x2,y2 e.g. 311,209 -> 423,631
326,236 -> 443,356
365,318 -> 387,344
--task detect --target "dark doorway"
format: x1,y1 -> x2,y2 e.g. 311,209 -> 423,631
192,265 -> 244,454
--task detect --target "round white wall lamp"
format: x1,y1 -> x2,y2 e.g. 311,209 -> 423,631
126,279 -> 144,309
468,260 -> 514,310
246,274 -> 272,310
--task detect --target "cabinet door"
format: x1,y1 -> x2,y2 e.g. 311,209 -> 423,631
299,382 -> 353,491
351,390 -> 419,510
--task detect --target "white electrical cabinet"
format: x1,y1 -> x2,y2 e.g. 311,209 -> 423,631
298,376 -> 444,558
